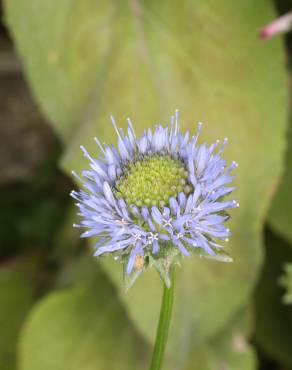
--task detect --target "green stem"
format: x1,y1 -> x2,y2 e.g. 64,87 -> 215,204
149,268 -> 175,370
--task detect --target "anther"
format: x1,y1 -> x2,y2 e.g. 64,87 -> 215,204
162,218 -> 173,227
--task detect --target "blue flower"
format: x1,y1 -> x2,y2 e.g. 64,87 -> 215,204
71,111 -> 238,286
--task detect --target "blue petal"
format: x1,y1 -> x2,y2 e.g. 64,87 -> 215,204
103,182 -> 116,206
151,207 -> 163,225
172,238 -> 190,256
169,197 -> 178,214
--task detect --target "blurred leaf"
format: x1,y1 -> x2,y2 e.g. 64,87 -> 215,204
0,148 -> 71,258
268,122 -> 292,243
279,262 -> 292,304
19,260 -> 150,370
0,270 -> 33,370
184,309 -> 257,370
0,74 -> 57,185
254,228 -> 292,368
4,0 -> 288,360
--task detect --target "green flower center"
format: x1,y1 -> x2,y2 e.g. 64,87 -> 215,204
114,155 -> 192,207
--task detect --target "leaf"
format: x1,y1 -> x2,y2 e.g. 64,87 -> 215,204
184,309 -> 257,370
254,228 -> 292,368
4,0 -> 288,359
0,270 -> 33,370
268,122 -> 292,243
19,260 -> 150,370
279,263 -> 292,305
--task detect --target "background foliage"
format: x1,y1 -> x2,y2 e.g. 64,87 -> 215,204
1,0 -> 292,369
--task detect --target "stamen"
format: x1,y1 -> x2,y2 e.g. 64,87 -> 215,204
147,232 -> 158,244
94,136 -> 106,154
115,218 -> 128,226
175,109 -> 179,135
71,170 -> 84,183
110,115 -> 122,141
162,218 -> 173,227
127,117 -> 136,138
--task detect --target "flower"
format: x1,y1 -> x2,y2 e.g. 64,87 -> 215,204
260,12 -> 292,40
71,111 -> 238,287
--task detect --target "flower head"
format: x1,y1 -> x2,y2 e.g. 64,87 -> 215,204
71,111 -> 238,287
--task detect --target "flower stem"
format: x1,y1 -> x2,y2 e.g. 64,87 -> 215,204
149,268 -> 175,370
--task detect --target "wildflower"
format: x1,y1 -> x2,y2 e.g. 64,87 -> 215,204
71,111 -> 238,287
260,12 -> 292,40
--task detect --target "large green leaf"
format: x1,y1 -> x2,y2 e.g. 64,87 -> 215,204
5,0 -> 287,359
19,261 -> 150,370
0,270 -> 33,370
